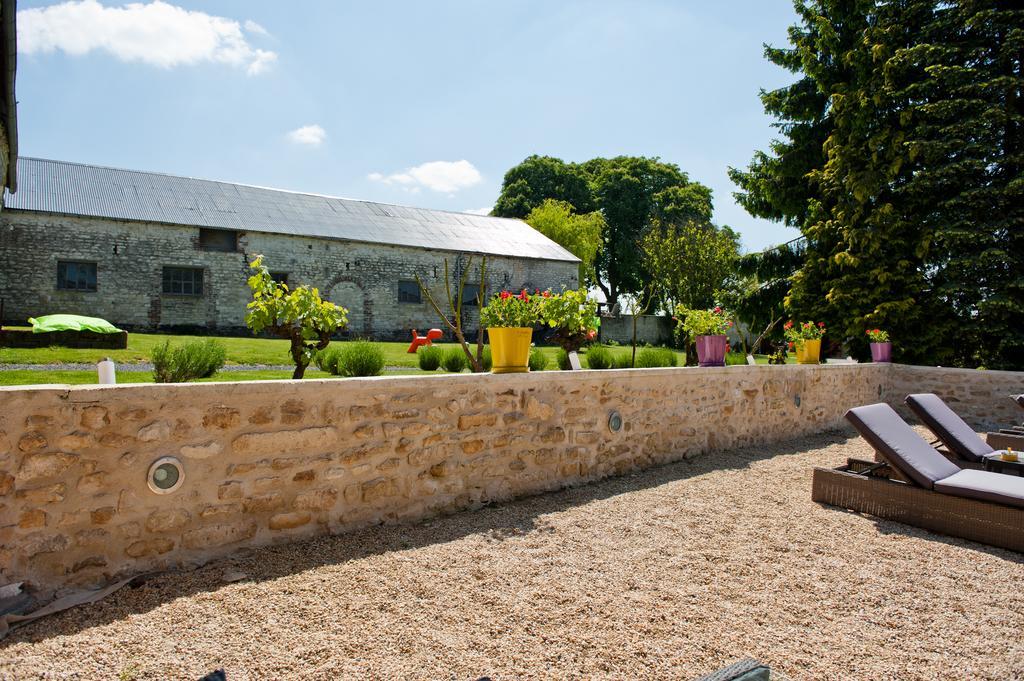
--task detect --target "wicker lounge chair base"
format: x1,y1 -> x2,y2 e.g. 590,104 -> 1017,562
812,459 -> 1024,553
987,431 -> 1024,451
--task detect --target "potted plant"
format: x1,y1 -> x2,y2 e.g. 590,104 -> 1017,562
784,320 -> 826,364
676,306 -> 732,367
866,328 -> 892,363
480,289 -> 542,373
539,288 -> 599,353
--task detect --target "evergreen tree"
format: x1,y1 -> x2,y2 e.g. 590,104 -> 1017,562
791,0 -> 944,363
892,1 -> 1024,368
735,0 -> 1023,367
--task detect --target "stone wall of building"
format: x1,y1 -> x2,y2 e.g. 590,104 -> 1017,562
0,211 -> 578,339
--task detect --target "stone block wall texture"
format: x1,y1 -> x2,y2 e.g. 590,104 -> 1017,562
0,363 -> 1016,594
0,211 -> 578,339
887,364 -> 1022,430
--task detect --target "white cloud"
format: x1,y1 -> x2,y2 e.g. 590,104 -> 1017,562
243,19 -> 269,37
464,207 -> 492,215
287,124 -> 326,147
368,160 -> 482,193
18,0 -> 278,75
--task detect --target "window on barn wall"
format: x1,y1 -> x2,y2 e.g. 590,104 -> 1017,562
198,228 -> 238,252
162,267 -> 204,296
270,272 -> 289,286
397,280 -> 422,303
57,261 -> 97,291
462,283 -> 482,306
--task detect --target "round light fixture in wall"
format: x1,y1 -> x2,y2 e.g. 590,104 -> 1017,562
147,456 -> 184,494
608,410 -> 623,433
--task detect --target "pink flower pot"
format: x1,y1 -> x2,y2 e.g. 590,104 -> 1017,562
696,335 -> 728,367
870,342 -> 892,363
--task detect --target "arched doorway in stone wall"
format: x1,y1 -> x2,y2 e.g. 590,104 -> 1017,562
326,278 -> 371,338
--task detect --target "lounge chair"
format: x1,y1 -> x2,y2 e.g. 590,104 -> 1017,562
811,403 -> 1024,552
904,393 -> 1009,464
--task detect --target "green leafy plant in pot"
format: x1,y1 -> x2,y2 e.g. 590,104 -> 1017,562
480,289 -> 542,373
675,305 -> 732,367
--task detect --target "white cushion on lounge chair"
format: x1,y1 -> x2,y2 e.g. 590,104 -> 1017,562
933,469 -> 1024,509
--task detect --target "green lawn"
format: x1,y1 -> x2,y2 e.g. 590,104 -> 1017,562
0,369 -> 335,386
0,332 -> 572,368
0,331 -> 790,386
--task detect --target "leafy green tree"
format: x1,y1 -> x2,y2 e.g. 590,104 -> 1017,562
525,199 -> 604,285
495,155 -> 713,308
640,218 -> 740,312
492,155 -> 594,218
586,156 -> 713,306
245,256 -> 349,379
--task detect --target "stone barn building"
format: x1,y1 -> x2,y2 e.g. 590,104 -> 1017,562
0,158 -> 579,339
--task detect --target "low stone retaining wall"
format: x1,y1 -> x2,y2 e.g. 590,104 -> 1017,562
888,364 -> 1022,430
0,363 -> 1015,594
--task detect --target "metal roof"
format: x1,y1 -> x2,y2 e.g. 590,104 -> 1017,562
3,157 -> 579,263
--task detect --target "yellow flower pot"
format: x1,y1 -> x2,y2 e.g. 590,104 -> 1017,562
795,339 -> 822,365
488,327 -> 533,373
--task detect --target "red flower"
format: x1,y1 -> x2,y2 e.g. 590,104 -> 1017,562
519,289 -> 529,301
818,322 -> 826,328
713,306 -> 722,313
542,290 -> 551,298
500,290 -> 511,300
784,321 -> 793,330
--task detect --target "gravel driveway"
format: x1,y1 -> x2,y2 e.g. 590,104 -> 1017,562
1,429 -> 1021,679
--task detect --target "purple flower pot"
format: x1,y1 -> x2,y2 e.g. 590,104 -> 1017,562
696,335 -> 728,367
870,342 -> 892,363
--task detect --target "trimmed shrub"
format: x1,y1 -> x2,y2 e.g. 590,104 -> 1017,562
336,341 -> 385,377
612,351 -> 633,369
152,339 -> 226,383
528,347 -> 549,372
418,345 -> 442,371
585,344 -> 612,370
481,346 -> 493,371
726,351 -> 747,366
442,347 -> 468,372
556,348 -> 572,370
635,347 -> 676,368
314,346 -> 341,374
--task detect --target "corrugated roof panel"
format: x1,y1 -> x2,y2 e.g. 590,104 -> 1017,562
3,158 -> 579,263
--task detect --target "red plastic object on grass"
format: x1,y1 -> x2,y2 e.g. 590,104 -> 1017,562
407,328 -> 443,353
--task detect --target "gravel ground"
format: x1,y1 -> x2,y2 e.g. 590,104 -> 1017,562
2,428 -> 1022,680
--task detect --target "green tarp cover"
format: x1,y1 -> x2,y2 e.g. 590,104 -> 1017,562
28,314 -> 123,334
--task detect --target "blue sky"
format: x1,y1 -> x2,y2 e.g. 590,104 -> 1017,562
15,0 -> 800,251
